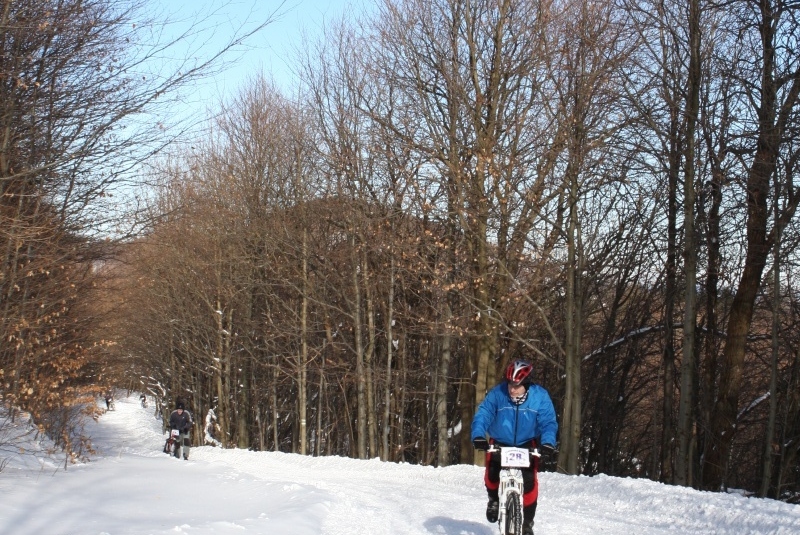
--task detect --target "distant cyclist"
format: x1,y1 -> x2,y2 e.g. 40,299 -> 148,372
471,359 -> 558,535
168,401 -> 193,460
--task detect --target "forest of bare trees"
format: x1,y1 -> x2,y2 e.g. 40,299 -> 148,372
2,0 -> 800,502
0,0 -> 270,461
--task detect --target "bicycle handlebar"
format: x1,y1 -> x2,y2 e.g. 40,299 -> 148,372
480,445 -> 542,457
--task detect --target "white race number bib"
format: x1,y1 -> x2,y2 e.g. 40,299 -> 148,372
500,447 -> 530,468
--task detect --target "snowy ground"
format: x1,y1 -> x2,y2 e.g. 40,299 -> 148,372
1,395 -> 799,535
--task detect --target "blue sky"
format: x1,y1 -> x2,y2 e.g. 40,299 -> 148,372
157,0 -> 366,116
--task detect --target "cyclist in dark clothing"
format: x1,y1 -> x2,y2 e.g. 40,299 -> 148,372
168,402 -> 193,460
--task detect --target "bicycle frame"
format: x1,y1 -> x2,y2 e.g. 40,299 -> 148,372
165,429 -> 180,454
489,446 -> 540,535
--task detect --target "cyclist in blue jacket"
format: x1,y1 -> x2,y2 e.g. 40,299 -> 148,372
471,359 -> 558,535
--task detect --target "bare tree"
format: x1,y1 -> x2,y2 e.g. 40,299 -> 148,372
360,0 -> 574,464
675,0 -> 701,487
704,0 -> 800,491
0,0 -> 274,459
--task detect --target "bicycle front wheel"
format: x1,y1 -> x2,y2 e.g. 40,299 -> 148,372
505,491 -> 522,535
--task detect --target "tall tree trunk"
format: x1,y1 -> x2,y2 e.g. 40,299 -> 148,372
352,234 -> 367,459
317,343 -> 326,457
460,346 -> 475,464
436,303 -> 452,467
224,308 -> 233,443
237,361 -> 250,449
760,203 -> 780,497
271,364 -> 279,451
382,255 -> 395,462
257,378 -> 265,452
398,331 -> 408,462
699,154 -> 724,486
299,228 -> 309,455
470,156 -> 495,466
661,124 -> 679,483
776,348 -> 800,496
561,169 -> 582,475
214,299 -> 229,448
257,404 -> 265,451
363,248 -> 377,456
676,0 -> 701,488
322,321 -> 337,456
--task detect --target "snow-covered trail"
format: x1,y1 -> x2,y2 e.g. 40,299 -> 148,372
0,395 -> 798,535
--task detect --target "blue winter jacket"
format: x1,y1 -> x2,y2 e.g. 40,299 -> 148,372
471,381 -> 558,447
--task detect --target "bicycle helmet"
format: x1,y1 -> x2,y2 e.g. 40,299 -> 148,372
505,359 -> 533,386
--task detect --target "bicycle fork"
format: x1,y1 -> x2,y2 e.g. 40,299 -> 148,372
497,468 -> 524,535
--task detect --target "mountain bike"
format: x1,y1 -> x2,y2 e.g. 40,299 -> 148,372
163,429 -> 180,456
485,445 -> 540,535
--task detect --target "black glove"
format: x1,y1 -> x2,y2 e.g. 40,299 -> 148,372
473,437 -> 490,450
539,443 -> 556,461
